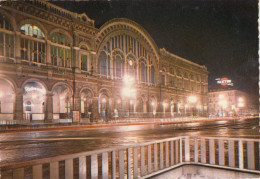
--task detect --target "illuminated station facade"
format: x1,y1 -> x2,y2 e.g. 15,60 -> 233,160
0,1 -> 208,122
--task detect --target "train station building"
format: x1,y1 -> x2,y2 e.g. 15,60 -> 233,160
0,0 -> 208,122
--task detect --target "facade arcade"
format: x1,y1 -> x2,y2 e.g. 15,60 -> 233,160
0,0 -> 208,122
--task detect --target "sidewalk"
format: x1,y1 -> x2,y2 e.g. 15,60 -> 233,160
0,116 -> 257,133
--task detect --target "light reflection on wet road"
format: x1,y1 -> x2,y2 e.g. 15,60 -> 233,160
0,118 -> 258,166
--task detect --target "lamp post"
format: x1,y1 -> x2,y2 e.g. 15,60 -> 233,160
163,102 -> 167,118
218,95 -> 227,118
122,75 -> 136,119
151,101 -> 156,119
237,97 -> 245,116
188,95 -> 197,118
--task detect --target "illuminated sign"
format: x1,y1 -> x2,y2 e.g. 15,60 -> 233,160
215,77 -> 233,86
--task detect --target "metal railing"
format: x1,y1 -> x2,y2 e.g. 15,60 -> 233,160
0,136 -> 259,179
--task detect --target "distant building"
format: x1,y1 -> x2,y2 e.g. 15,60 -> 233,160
208,89 -> 253,117
0,0 -> 208,122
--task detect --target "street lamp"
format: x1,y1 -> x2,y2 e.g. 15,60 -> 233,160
163,102 -> 168,117
151,101 -> 157,120
188,95 -> 197,117
122,75 -> 136,118
218,95 -> 227,118
237,97 -> 245,116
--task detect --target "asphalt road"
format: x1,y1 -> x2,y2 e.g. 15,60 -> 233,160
0,118 -> 259,166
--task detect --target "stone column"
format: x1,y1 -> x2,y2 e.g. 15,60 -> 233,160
91,97 -> 99,122
73,47 -> 81,73
74,96 -> 81,112
108,99 -> 114,120
45,92 -> 53,121
147,65 -> 150,86
15,31 -> 21,64
14,88 -> 23,120
46,40 -> 51,65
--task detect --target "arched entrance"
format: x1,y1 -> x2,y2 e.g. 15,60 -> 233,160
98,89 -> 111,120
23,81 -> 46,121
170,101 -> 174,117
80,88 -> 93,118
52,84 -> 72,119
99,94 -> 109,120
150,97 -> 157,117
136,96 -> 145,117
0,78 -> 15,120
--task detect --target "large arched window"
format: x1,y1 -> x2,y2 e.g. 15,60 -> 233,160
184,72 -> 188,79
81,55 -> 88,71
161,73 -> 166,86
50,32 -> 71,67
140,62 -> 146,83
0,14 -> 14,58
126,54 -> 136,78
99,51 -> 107,76
25,101 -> 32,111
114,55 -> 122,78
80,45 -> 89,71
150,66 -> 155,84
20,24 -> 45,63
177,69 -> 182,77
20,24 -> 44,39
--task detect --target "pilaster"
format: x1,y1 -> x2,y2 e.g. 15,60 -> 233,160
14,88 -> 23,120
91,97 -> 99,122
45,92 -> 53,120
46,40 -> 51,65
15,31 -> 21,64
74,96 -> 81,112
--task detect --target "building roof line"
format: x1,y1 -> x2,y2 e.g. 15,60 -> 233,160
160,48 -> 207,70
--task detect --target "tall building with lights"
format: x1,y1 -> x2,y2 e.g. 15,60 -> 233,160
0,1 -> 208,122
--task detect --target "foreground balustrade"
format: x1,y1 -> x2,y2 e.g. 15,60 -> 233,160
0,136 -> 259,179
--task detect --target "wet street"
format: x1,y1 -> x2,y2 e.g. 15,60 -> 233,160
0,118 -> 259,166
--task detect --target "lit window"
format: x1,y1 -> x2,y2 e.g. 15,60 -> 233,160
51,32 -> 71,67
20,24 -> 44,39
151,66 -> 155,84
0,14 -> 14,58
81,55 -> 88,71
140,62 -> 146,83
0,14 -> 13,30
25,101 -> 31,111
99,51 -> 107,76
20,24 -> 45,63
115,55 -> 122,78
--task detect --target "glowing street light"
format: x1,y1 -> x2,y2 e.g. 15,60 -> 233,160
188,95 -> 197,104
121,75 -> 136,117
237,97 -> 245,116
218,95 -> 228,117
237,97 -> 244,107
123,75 -> 134,85
151,101 -> 156,117
163,102 -> 168,117
188,95 -> 197,117
102,98 -> 106,103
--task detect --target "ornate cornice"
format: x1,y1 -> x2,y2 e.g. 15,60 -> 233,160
2,0 -> 98,36
160,48 -> 208,73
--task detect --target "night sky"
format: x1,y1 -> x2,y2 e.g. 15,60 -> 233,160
52,0 -> 258,102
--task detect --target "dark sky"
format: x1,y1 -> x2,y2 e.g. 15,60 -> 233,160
52,0 -> 258,99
